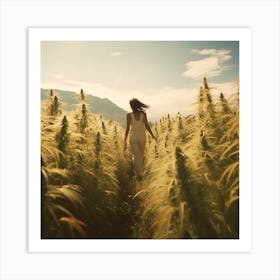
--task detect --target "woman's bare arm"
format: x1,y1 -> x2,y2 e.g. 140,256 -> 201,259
144,113 -> 156,140
124,113 -> 131,149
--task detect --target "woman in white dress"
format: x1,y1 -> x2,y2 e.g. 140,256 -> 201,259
124,98 -> 156,180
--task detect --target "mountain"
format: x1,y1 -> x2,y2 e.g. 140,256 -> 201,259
41,88 -> 127,127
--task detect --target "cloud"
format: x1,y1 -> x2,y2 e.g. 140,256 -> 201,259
210,80 -> 239,101
137,87 -> 198,121
183,48 -> 232,80
111,52 -> 122,57
192,48 -> 232,60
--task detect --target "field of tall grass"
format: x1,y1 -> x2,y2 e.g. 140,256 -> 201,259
41,78 -> 239,239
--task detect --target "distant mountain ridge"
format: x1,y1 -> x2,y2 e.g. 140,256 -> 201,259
41,88 -> 127,127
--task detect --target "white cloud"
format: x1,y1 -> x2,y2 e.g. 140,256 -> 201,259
183,48 -> 232,80
111,52 -> 122,57
210,81 -> 238,97
139,87 -> 198,121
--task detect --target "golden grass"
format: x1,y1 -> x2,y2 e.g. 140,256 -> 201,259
41,79 -> 239,238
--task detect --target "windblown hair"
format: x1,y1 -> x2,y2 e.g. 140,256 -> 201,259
129,98 -> 150,113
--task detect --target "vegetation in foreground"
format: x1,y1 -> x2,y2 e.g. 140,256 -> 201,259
41,78 -> 239,239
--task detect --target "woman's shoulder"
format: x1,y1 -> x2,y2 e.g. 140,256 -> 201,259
128,111 -> 146,118
126,112 -> 132,121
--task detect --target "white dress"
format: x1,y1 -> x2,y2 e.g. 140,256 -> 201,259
129,112 -> 146,178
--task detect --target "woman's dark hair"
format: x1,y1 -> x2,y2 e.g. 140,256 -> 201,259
129,98 -> 149,112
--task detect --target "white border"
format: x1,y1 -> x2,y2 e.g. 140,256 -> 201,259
1,1 -> 279,279
28,27 -> 252,253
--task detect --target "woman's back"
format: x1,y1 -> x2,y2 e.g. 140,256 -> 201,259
124,98 -> 156,179
130,112 -> 145,135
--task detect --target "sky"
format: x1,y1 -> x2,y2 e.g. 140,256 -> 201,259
41,41 -> 239,122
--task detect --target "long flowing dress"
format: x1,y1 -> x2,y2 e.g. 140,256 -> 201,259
129,112 -> 146,178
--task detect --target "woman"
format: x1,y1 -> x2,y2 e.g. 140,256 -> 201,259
124,98 -> 156,180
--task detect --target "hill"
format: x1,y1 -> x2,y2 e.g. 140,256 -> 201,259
41,88 -> 127,127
